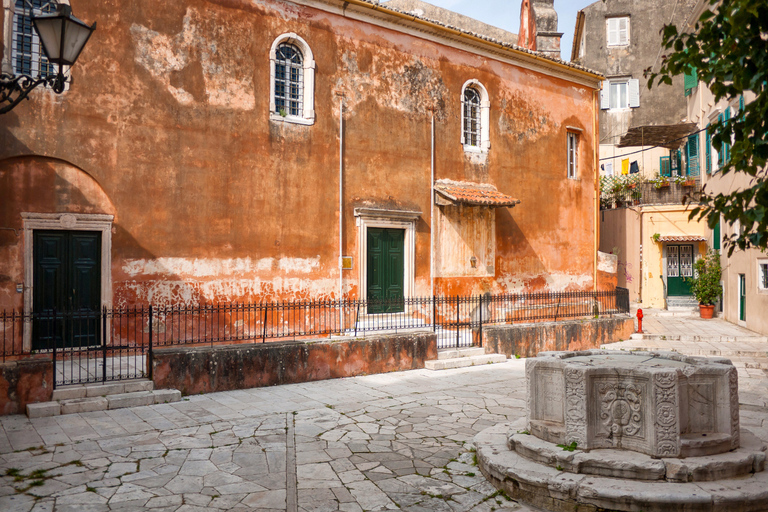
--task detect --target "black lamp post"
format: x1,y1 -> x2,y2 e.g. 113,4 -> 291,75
0,3 -> 96,114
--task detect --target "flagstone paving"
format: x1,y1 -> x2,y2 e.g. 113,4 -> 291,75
0,362 -> 535,512
1,326 -> 766,511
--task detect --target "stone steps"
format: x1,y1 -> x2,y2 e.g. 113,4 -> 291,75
27,380 -> 181,418
425,347 -> 507,370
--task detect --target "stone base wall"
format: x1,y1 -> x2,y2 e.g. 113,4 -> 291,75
483,316 -> 635,358
0,358 -> 54,415
152,332 -> 437,395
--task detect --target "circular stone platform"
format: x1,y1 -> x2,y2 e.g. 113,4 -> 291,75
474,350 -> 768,511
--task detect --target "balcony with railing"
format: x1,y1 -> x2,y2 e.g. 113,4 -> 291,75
600,175 -> 702,210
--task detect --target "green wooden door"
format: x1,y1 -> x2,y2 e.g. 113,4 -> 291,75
33,231 -> 101,350
739,274 -> 746,321
666,245 -> 694,296
366,228 -> 405,314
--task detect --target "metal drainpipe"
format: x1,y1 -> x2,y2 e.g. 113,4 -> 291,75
593,88 -> 599,291
339,98 -> 344,303
430,112 -> 435,300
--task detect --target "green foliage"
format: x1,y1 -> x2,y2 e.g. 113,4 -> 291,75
686,250 -> 723,305
647,0 -> 768,253
557,441 -> 578,452
648,173 -> 670,190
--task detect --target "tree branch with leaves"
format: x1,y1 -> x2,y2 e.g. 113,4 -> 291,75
646,0 -> 768,254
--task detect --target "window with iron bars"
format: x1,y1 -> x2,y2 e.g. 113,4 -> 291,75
463,87 -> 481,147
273,43 -> 303,117
11,0 -> 57,78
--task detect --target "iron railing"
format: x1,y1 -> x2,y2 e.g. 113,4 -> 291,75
600,180 -> 702,210
1,288 -> 630,386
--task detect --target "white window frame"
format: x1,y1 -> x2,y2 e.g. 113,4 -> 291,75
601,78 -> 639,110
2,0 -> 63,78
756,258 -> 768,294
606,16 -> 630,47
460,79 -> 490,152
567,131 -> 579,179
269,33 -> 315,126
757,259 -> 768,294
21,212 -> 114,353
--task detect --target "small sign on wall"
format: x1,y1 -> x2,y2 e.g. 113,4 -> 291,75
341,256 -> 353,270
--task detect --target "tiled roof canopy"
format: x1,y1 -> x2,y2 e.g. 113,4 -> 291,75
618,123 -> 698,149
434,180 -> 520,207
657,235 -> 707,242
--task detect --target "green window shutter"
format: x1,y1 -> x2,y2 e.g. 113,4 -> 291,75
660,156 -> 671,177
714,219 -> 721,250
705,126 -> 712,174
686,134 -> 700,176
684,67 -> 697,97
739,95 -> 744,112
717,113 -> 724,169
723,108 -> 731,164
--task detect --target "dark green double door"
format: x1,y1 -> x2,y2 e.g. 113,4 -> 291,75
33,230 -> 101,350
667,244 -> 693,296
366,228 -> 405,314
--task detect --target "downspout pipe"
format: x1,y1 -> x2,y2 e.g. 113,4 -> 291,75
594,87 -> 599,292
339,98 -> 344,301
430,112 -> 435,300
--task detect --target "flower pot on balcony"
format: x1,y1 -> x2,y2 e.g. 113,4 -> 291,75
699,304 -> 715,319
682,180 -> 696,187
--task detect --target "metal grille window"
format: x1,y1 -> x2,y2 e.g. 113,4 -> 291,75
759,262 -> 768,291
274,43 -> 303,117
567,132 -> 578,179
463,87 -> 481,147
12,0 -> 57,78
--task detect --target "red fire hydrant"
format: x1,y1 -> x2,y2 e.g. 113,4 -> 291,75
636,309 -> 644,334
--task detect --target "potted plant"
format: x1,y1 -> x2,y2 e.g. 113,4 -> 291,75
686,250 -> 722,319
650,174 -> 670,189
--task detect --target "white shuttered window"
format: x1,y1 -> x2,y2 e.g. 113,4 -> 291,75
606,17 -> 629,46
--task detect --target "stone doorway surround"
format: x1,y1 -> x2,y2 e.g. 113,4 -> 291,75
21,212 -> 114,352
353,208 -> 420,315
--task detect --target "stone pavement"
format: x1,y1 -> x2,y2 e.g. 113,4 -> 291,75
0,362 -> 536,512
1,311 -> 767,512
627,307 -> 767,341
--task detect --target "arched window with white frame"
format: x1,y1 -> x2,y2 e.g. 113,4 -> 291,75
461,80 -> 490,151
269,34 -> 315,125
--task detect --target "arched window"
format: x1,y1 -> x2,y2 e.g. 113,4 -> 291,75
274,43 -> 303,117
461,80 -> 490,151
463,87 -> 481,147
270,34 -> 315,125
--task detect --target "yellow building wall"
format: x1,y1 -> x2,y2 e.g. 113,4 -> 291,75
641,206 -> 709,308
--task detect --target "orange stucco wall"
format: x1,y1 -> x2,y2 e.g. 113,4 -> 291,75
0,0 -> 600,310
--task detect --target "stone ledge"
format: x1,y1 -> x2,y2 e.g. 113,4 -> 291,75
476,422 -> 768,512
425,354 -> 507,370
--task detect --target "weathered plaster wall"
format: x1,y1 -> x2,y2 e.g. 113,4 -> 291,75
0,358 -> 53,415
599,207 -> 641,300
483,316 -> 634,358
152,332 -> 437,394
0,0 -> 599,311
576,0 -> 697,142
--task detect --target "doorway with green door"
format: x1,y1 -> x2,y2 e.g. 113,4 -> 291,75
354,208 -> 419,316
666,244 -> 695,297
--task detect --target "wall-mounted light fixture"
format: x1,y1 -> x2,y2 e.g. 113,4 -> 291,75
470,256 -> 478,269
0,3 -> 96,114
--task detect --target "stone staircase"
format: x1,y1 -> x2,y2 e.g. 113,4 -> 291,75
425,347 -> 507,370
27,380 -> 182,418
665,296 -> 699,310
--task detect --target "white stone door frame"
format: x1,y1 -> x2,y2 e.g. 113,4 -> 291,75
21,212 -> 114,352
354,208 -> 420,315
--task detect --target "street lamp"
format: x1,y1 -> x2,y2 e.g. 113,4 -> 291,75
0,3 -> 96,114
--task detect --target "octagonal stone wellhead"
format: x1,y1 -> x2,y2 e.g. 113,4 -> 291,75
474,350 -> 768,512
526,350 -> 740,458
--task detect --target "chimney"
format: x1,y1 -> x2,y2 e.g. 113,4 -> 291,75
519,0 -> 563,59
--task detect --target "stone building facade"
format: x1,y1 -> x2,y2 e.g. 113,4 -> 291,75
0,0 -> 602,350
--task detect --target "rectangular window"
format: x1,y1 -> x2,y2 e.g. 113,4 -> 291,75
660,156 -> 671,177
705,126 -> 712,174
567,132 -> 578,179
606,17 -> 629,46
609,81 -> 628,109
11,0 -> 56,78
759,261 -> 768,291
686,134 -> 699,176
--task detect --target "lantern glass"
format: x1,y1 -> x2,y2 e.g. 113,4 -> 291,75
33,5 -> 95,67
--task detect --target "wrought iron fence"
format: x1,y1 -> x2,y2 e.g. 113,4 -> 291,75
1,288 -> 630,386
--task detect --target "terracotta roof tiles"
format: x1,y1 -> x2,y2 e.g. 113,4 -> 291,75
434,180 -> 520,207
